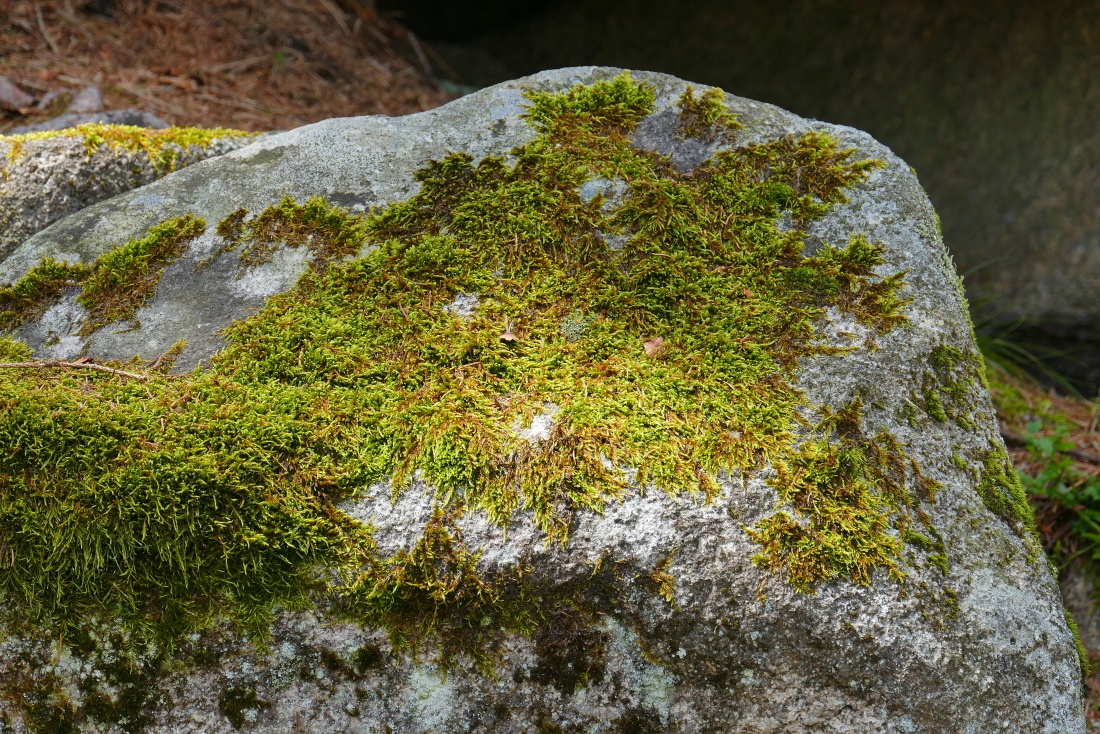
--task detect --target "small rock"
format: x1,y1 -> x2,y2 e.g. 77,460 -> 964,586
6,108 -> 169,134
67,86 -> 104,114
0,75 -> 33,111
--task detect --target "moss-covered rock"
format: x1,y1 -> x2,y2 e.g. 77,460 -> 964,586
0,124 -> 258,261
0,68 -> 1084,732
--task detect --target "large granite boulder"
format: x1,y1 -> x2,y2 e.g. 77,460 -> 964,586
0,68 -> 1085,732
0,124 -> 257,260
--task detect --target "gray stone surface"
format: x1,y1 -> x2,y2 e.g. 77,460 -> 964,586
0,67 -> 1086,732
0,125 -> 253,260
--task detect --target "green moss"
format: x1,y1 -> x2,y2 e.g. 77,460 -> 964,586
78,215 -> 205,335
0,217 -> 203,337
1065,609 -> 1092,680
0,258 -> 89,331
2,123 -> 257,172
913,343 -> 983,431
0,336 -> 31,361
976,444 -> 1039,543
675,85 -> 742,142
531,607 -> 608,693
201,196 -> 365,273
922,388 -> 947,422
746,399 -> 940,592
0,73 -> 918,674
338,509 -> 539,670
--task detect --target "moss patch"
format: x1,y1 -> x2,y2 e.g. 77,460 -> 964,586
976,443 -> 1039,542
0,216 -> 204,336
746,399 -> 942,592
914,344 -> 984,430
675,85 -> 741,142
0,73 -> 920,680
1,123 -> 256,173
77,215 -> 205,334
0,258 -> 89,331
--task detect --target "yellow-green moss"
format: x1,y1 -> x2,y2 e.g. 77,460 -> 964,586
0,258 -> 89,330
0,216 -> 203,337
1,124 -> 256,172
78,216 -> 205,334
1065,609 -> 1093,680
0,73 -> 919,668
746,399 -> 942,591
675,85 -> 742,142
976,443 -> 1039,543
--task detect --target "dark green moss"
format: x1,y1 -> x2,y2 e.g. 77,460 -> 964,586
531,607 -> 608,693
613,707 -> 665,734
351,643 -> 384,675
217,684 -> 270,730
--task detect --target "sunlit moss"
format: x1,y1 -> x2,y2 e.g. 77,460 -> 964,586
1,123 -> 256,172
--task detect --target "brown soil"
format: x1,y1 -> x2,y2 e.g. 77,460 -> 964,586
0,0 -> 452,133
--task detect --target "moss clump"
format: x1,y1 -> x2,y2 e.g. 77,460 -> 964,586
675,85 -> 742,143
976,444 -> 1039,541
0,258 -> 89,330
747,399 -> 941,592
1065,609 -> 1093,680
0,216 -> 203,337
217,684 -> 270,730
0,73 -> 916,670
915,343 -> 983,430
203,196 -> 366,273
78,215 -> 205,334
338,510 -> 539,669
2,124 -> 256,172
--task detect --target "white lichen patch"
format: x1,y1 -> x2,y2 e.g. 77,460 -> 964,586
408,666 -> 456,732
229,245 -> 311,299
513,402 -> 560,444
443,291 -> 479,319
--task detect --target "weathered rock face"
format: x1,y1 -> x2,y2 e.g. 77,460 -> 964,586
0,68 -> 1086,733
0,124 -> 257,260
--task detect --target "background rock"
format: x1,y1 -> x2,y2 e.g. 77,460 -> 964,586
0,125 -> 256,260
0,67 -> 1085,732
6,108 -> 170,134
